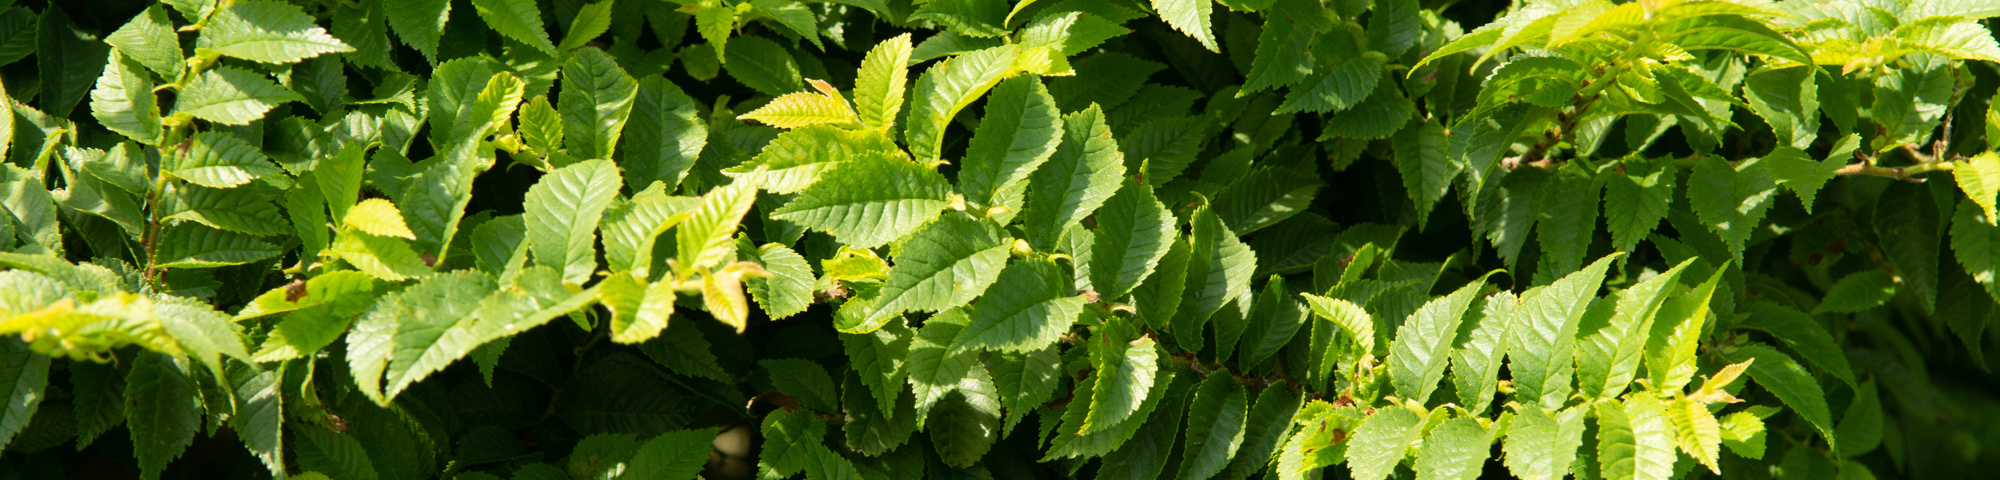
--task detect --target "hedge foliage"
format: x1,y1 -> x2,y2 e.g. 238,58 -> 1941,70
0,0 -> 1997,479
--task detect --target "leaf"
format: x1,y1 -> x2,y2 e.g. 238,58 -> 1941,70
627,429 -> 716,479
90,50 -> 162,145
771,154 -> 950,249
759,408 -> 827,477
1241,0 -> 1323,94
1276,57 -> 1382,115
125,353 -> 200,480
989,345 -> 1061,434
1596,395 -> 1677,480
1577,260 -> 1691,398
317,142 -> 373,223
471,0 -> 556,55
1509,255 -> 1617,408
1955,152 -> 2000,221
724,35 -> 806,97
1723,343 -> 1837,452
1016,11 -> 1130,56
343,198 -> 417,240
1503,405 -> 1588,480
1387,276 -> 1488,405
559,48 -> 639,160
1218,380 -> 1301,480
1346,407 -> 1425,480
1643,266 -> 1724,393
761,358 -> 839,412
1172,206 -> 1258,352
1814,270 -> 1897,314
927,373 -> 1004,467
176,67 -> 304,125
165,185 -> 292,236
170,132 -> 287,191
1666,398 -> 1723,473
105,5 -> 182,78
198,0 -> 355,64
911,0 -> 1009,37
1393,119 -> 1457,227
842,369 -> 916,455
1951,200 -> 2000,303
1743,65 -> 1820,149
1048,52 -> 1164,111
906,45 -> 1020,162
641,321 -> 732,383
1083,334 -> 1158,434
860,213 -> 1010,331
38,5 -> 111,118
598,272 -> 677,344
1178,372 -> 1249,480
622,77 -> 707,192
1415,417 -> 1495,480
331,231 -> 434,281
525,159 -> 622,284
855,34 -> 914,131
906,310 -> 978,415
674,176 -> 758,273
1022,105 -> 1125,250
737,90 -> 857,129
961,75 -> 1064,209
743,242 -> 813,320
842,318 -> 913,417
428,60 -> 523,157
385,0 -> 450,61
558,0 -> 614,52
1836,379 -> 1883,458
1892,16 -> 2000,62
0,338 -> 49,452
229,365 -> 285,477
154,224 -> 282,268
1451,291 -> 1517,414
1153,0 -> 1218,52
1536,165 -> 1601,277
951,260 -> 1086,353
1719,410 -> 1768,460
1600,159 -> 1676,253
1874,180 -> 1941,313
1688,156 -> 1778,262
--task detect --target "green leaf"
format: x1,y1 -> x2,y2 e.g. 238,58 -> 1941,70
906,310 -> 978,415
674,176 -> 758,273
1502,405 -> 1588,480
0,338 -> 49,452
622,77 -> 708,192
1451,291 -> 1517,414
89,50 -> 162,145
1666,398 -> 1724,473
1172,206 -> 1258,352
1414,416 -> 1495,480
165,185 -> 292,236
1178,372 -> 1249,480
1644,266 -> 1724,392
724,35 -> 806,97
1723,343 -> 1837,452
1814,270 -> 1897,314
1388,276 -> 1488,405
1241,277 -> 1310,370
842,318 -> 914,417
1021,104 -> 1126,250
1393,119 -> 1456,227
1048,52 -> 1163,111
911,0 -> 1009,37
842,370 -> 916,455
1577,260 -> 1691,398
640,320 -> 732,383
1761,146 -> 1845,212
39,5 -> 111,118
1097,374 -> 1188,479
1688,156 -> 1778,262
906,45 -> 1020,162
598,272 -> 677,344
384,0 -> 449,61
558,0 -> 614,52
1601,159 -> 1676,253
725,126 -> 899,195
105,5 -> 182,78
989,345 -> 1062,434
176,67 -> 304,125
1152,0 -> 1218,51
1276,57 -> 1382,114
737,90 -> 857,129
1892,16 -> 2000,62
861,213 -> 1010,331
927,372 -> 1003,467
228,365 -> 284,477
1320,82 -> 1417,141
761,358 -> 839,412
1241,0 -> 1323,94
331,231 -> 433,281
951,259 -> 1087,353
961,76 -> 1064,208
1875,180 -> 1941,313
1536,165 -> 1601,277
199,0 -> 355,64
771,154 -> 950,249
743,242 -> 813,320
125,353 -> 199,480
759,408 -> 827,477
1955,152 -> 2000,221
1218,380 -> 1301,480
1509,255 -> 1616,408
168,132 -> 284,189
524,159 -> 622,284
154,224 -> 282,268
1743,65 -> 1820,149
471,0 -> 556,55
745,0 -> 822,51
317,142 -> 373,223
559,48 -> 639,160
1596,395 -> 1677,480
855,34 -> 914,131
1836,379 -> 1883,458
1045,351 -> 1178,460
1083,333 -> 1159,434
1950,200 -> 2000,303
1718,410 -> 1767,460
1346,407 -> 1425,480
1016,12 -> 1130,56
626,429 -> 716,479
1091,183 -> 1176,301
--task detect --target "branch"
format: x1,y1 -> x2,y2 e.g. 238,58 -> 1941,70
1833,161 -> 1955,181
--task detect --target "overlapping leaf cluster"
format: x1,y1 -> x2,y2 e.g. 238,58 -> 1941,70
0,0 -> 1994,479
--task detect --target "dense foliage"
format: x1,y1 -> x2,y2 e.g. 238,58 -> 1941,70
0,0 -> 1996,478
